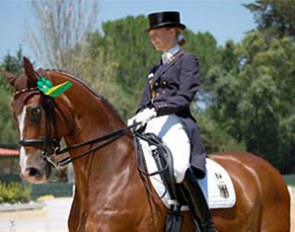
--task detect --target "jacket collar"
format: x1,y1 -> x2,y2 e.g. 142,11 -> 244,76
154,49 -> 184,79
162,44 -> 181,64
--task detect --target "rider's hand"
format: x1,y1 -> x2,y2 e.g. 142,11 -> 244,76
128,108 -> 157,129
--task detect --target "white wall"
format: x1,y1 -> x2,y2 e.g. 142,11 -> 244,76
288,186 -> 295,232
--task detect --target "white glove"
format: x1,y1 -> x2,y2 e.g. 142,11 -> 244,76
128,108 -> 157,129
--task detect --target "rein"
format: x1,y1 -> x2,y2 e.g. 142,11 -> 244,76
53,125 -> 134,167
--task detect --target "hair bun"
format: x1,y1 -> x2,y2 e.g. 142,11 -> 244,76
177,33 -> 185,46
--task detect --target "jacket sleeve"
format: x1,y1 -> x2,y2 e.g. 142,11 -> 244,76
152,54 -> 200,116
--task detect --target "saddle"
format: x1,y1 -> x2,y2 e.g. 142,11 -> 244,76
133,131 -> 236,232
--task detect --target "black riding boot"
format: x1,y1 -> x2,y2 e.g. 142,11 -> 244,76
180,169 -> 216,232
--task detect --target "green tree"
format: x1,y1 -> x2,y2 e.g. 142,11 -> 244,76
80,32 -> 121,115
184,30 -> 222,108
184,31 -> 221,84
0,48 -> 24,144
1,46 -> 23,76
102,16 -> 157,93
202,0 -> 295,172
192,108 -> 246,154
209,30 -> 295,172
245,0 -> 295,38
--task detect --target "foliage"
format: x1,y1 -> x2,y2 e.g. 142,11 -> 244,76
102,16 -> 155,93
0,88 -> 17,142
0,48 -> 24,143
79,34 -> 122,115
0,182 -> 31,204
184,30 -> 222,108
1,46 -> 24,76
184,31 -> 222,86
245,0 -> 295,38
192,109 -> 246,154
208,30 -> 295,173
197,0 -> 295,173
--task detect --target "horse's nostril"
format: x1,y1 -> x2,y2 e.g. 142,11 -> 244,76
26,167 -> 40,177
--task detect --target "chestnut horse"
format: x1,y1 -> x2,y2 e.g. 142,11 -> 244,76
5,58 -> 290,232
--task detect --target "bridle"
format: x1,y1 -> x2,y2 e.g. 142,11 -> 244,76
19,92 -> 60,152
17,87 -> 134,168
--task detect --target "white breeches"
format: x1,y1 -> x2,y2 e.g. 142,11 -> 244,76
145,114 -> 190,183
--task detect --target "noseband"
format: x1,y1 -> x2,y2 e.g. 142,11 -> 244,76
17,88 -> 133,168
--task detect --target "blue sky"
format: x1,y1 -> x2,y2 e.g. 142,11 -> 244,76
0,0 -> 256,63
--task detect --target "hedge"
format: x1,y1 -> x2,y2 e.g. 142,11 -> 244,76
0,181 -> 31,204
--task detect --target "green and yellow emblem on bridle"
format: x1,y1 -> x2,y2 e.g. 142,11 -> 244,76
37,77 -> 72,98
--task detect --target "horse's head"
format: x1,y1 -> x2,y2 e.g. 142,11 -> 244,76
4,57 -> 127,184
4,57 -> 60,183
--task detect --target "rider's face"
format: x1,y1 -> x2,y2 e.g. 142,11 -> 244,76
148,27 -> 177,52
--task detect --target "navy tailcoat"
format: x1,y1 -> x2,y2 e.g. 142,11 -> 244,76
138,50 -> 206,178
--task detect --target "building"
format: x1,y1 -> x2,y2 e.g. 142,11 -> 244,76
0,147 -> 20,182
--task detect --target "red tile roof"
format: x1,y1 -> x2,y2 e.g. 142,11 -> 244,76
0,148 -> 19,156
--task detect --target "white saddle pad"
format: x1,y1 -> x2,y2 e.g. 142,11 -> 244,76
140,139 -> 236,209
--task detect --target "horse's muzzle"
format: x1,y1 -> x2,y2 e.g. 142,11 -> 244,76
21,163 -> 51,183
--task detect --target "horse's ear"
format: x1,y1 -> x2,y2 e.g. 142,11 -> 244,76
23,56 -> 38,87
2,71 -> 17,88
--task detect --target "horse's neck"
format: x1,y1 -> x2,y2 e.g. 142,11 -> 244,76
58,85 -> 136,196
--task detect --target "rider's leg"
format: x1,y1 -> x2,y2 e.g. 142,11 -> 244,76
180,168 -> 216,232
160,119 -> 216,232
145,114 -> 216,231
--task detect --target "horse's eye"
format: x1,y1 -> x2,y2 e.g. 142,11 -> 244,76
31,106 -> 42,122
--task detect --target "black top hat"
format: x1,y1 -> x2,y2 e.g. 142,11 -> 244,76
147,11 -> 186,31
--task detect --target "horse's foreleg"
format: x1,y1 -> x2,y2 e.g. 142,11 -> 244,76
68,193 -> 83,232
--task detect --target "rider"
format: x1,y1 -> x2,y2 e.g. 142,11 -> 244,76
129,11 -> 216,231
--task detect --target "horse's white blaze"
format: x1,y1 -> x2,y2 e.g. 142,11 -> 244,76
18,105 -> 28,173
